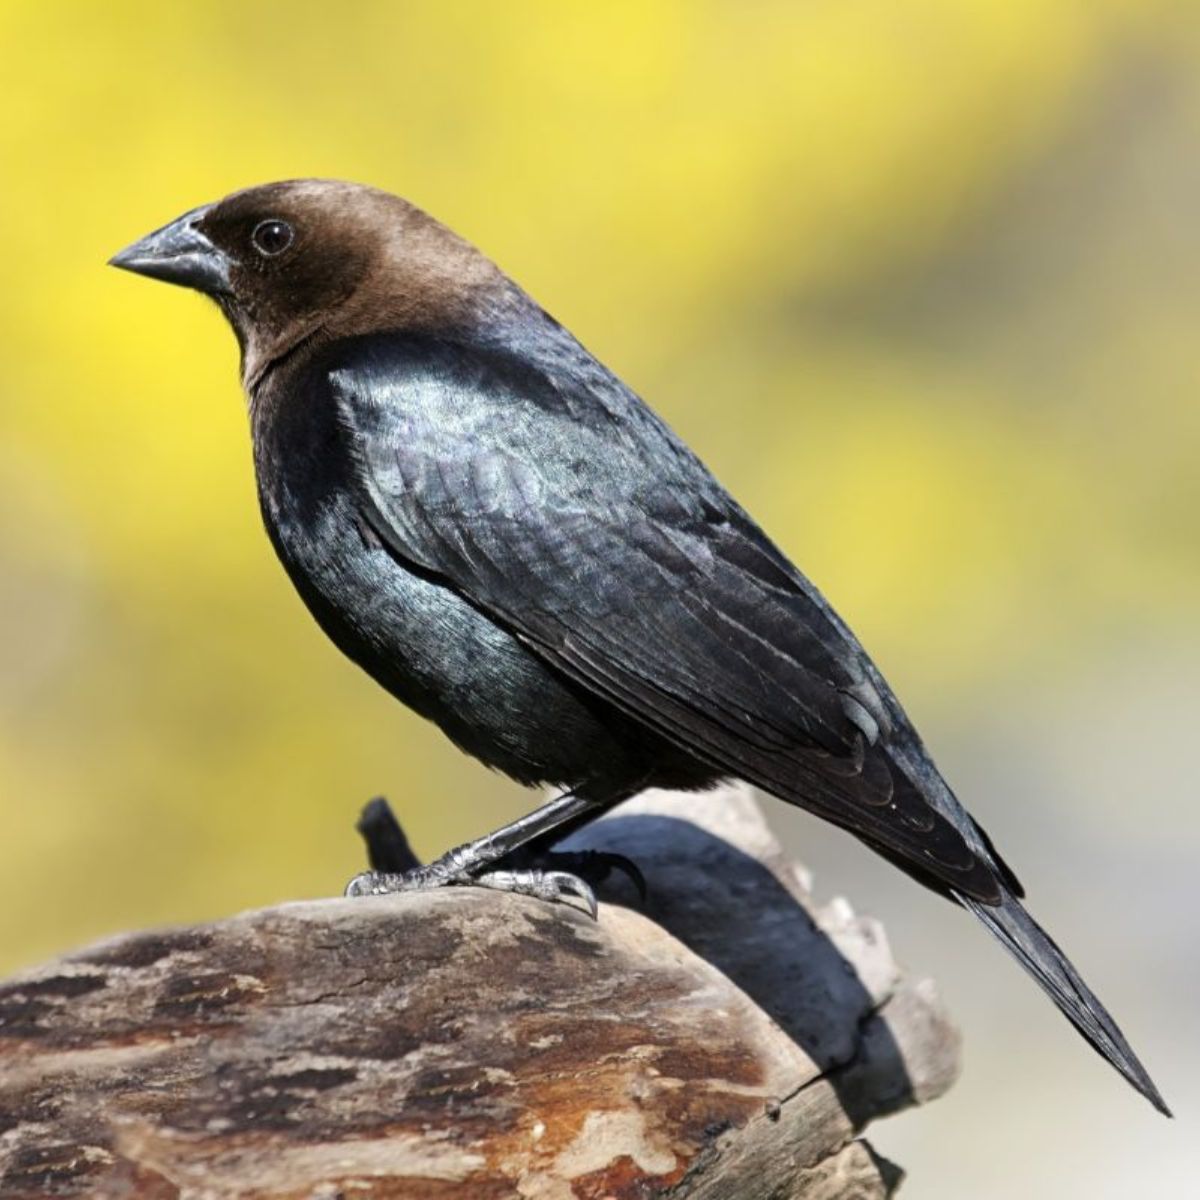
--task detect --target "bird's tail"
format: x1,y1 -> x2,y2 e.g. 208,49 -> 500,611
955,887 -> 1170,1116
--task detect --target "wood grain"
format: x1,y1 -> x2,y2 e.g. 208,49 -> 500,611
0,787 -> 959,1198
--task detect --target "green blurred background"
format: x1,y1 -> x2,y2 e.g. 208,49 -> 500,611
1,1 -> 1196,1192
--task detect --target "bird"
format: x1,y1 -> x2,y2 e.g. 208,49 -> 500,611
110,179 -> 1167,1115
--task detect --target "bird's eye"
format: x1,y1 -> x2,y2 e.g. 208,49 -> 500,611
251,219 -> 294,257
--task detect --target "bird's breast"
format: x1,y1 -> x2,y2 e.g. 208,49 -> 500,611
246,377 -> 639,787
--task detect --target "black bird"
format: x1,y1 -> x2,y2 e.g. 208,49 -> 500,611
111,180 -> 1167,1114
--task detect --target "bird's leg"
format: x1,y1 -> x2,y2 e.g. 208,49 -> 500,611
353,795 -> 646,910
489,798 -> 648,900
345,786 -> 612,916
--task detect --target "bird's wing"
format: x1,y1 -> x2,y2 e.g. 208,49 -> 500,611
328,332 -> 1001,901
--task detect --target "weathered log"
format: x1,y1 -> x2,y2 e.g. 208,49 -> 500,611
0,786 -> 959,1198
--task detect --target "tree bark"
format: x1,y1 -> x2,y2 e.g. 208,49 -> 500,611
0,786 -> 959,1199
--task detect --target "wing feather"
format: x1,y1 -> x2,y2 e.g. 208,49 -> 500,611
329,332 -> 1001,902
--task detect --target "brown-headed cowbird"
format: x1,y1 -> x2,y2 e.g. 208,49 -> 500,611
111,180 -> 1166,1114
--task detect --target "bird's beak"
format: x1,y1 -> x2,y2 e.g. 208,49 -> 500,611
109,204 -> 231,295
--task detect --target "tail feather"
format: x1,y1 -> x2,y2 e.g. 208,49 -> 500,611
956,888 -> 1171,1117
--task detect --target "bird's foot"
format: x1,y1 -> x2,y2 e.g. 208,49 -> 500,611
500,847 -> 647,904
464,867 -> 599,917
344,856 -> 599,918
346,796 -> 646,919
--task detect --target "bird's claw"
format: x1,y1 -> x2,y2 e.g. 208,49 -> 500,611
474,868 -> 599,919
343,863 -> 598,919
344,871 -> 385,897
544,849 -> 647,904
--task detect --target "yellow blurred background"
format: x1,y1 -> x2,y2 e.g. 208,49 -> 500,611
1,2 -> 1196,1193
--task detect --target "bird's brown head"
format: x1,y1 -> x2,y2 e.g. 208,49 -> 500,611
110,180 -> 508,388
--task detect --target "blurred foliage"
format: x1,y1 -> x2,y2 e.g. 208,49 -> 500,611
0,0 -> 1197,981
